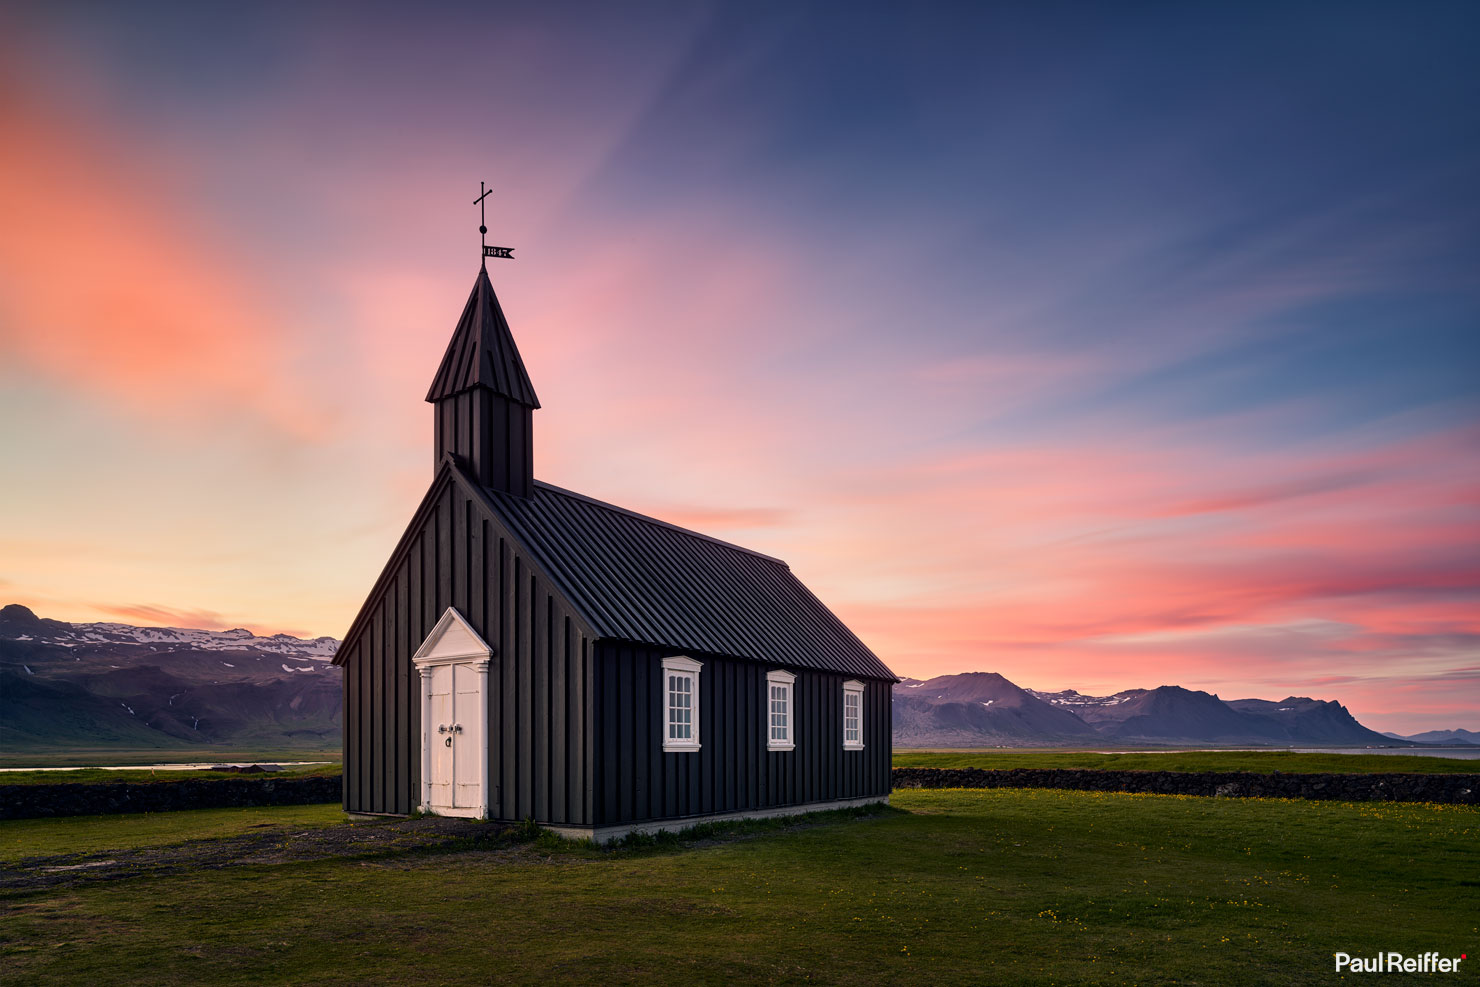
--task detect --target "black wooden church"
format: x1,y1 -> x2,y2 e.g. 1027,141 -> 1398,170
334,262 -> 896,840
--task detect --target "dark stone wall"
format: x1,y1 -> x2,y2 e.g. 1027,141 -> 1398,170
8,768 -> 1474,820
0,776 -> 343,820
891,767 -> 1479,804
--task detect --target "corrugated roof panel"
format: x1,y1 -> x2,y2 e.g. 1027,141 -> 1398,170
480,480 -> 896,681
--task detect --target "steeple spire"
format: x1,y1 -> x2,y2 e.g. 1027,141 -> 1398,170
426,267 -> 539,407
426,267 -> 539,496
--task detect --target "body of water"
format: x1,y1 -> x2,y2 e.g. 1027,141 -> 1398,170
1290,747 -> 1480,759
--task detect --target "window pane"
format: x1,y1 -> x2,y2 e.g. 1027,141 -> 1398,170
766,682 -> 790,744
844,690 -> 860,743
667,671 -> 697,743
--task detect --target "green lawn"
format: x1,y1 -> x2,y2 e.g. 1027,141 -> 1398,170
892,748 -> 1480,774
0,763 -> 341,787
0,804 -> 346,863
2,789 -> 1474,985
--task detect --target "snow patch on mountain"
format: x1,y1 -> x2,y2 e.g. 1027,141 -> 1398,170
1,609 -> 338,658
1028,688 -> 1140,707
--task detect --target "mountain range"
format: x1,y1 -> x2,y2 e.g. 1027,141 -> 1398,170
2,605 -> 1468,756
1381,728 -> 1480,745
896,673 -> 1421,748
0,604 -> 340,755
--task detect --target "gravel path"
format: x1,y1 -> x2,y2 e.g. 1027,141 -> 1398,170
1,816 -> 512,893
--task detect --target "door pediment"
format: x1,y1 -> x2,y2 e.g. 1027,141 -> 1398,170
414,607 -> 495,667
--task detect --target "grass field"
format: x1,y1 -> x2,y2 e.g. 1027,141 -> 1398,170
2,788 -> 1474,985
0,763 -> 341,787
0,804 -> 345,862
893,748 -> 1480,774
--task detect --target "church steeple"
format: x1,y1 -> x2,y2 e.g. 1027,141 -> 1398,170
426,266 -> 540,497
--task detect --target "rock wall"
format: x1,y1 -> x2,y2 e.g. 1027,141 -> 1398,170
0,776 -> 342,820
891,767 -> 1478,804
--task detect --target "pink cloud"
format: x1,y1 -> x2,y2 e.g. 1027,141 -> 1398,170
0,72 -> 334,441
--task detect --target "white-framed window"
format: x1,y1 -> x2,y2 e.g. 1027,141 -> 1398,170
842,680 -> 865,750
662,655 -> 702,752
766,669 -> 795,751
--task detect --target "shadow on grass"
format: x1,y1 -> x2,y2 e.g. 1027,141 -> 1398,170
2,801 -> 909,897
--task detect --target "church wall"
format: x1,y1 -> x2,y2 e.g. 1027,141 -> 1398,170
592,642 -> 893,827
341,473 -> 596,824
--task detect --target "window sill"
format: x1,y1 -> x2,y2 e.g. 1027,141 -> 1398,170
767,743 -> 795,752
843,744 -> 865,751
663,743 -> 702,753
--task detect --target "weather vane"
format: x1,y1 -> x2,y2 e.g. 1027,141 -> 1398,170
475,182 -> 514,261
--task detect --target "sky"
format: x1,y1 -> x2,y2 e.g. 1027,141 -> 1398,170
1,1 -> 1476,734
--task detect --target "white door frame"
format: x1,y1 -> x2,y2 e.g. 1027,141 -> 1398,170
412,607 -> 493,818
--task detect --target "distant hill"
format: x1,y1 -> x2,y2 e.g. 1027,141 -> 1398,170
1224,696 -> 1397,746
1381,728 -> 1480,745
0,604 -> 340,757
894,673 -> 1101,746
896,673 -> 1414,748
1090,686 -> 1283,742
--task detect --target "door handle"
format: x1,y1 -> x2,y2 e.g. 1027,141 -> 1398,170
445,736 -> 453,747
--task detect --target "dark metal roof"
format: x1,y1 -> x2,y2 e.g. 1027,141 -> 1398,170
474,477 -> 897,681
425,266 -> 540,407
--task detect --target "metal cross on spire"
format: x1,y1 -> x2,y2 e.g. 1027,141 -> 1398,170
475,181 -> 514,261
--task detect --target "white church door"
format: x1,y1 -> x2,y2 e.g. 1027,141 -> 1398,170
413,608 -> 493,818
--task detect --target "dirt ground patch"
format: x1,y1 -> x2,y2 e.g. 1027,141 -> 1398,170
0,816 -> 510,894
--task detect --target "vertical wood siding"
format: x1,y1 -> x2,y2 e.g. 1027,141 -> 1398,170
433,390 -> 533,497
340,476 -> 594,823
592,642 -> 892,826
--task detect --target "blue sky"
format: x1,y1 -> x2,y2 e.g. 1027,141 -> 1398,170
1,1 -> 1476,730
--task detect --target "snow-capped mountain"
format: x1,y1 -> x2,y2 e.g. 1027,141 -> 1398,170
901,674 -> 1414,747
894,673 -> 1100,745
3,606 -> 337,658
1,604 -> 341,756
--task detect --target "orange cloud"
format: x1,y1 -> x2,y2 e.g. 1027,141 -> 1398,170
0,71 -> 331,440
91,603 -> 236,631
89,603 -> 312,639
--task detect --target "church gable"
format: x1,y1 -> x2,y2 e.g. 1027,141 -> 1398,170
336,455 -> 594,666
338,454 -> 598,820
